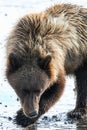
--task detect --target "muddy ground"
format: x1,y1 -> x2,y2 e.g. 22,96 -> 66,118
0,0 -> 87,130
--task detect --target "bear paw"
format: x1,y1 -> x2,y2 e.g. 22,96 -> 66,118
67,108 -> 87,119
14,109 -> 37,127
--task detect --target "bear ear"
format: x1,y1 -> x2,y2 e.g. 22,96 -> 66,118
38,55 -> 52,70
8,53 -> 23,74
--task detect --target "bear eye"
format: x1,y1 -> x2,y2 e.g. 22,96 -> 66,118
37,55 -> 51,70
37,56 -> 52,78
34,90 -> 40,94
22,89 -> 30,97
8,53 -> 24,74
34,89 -> 43,95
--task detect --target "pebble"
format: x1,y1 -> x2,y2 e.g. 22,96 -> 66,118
17,98 -> 19,101
0,123 -> 3,126
5,13 -> 7,16
8,117 -> 12,121
5,105 -> 7,107
42,116 -> 48,120
64,121 -> 67,124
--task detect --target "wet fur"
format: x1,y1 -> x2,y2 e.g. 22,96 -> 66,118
6,3 -> 87,127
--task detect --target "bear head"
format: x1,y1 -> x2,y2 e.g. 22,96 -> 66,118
6,52 -> 56,118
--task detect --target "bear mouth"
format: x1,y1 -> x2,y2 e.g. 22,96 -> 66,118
23,110 -> 38,119
28,110 -> 38,118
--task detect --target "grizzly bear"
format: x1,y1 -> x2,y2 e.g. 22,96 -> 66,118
6,3 -> 87,127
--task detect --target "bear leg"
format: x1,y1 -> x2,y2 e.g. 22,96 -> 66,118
15,78 -> 65,127
67,62 -> 87,119
39,80 -> 65,115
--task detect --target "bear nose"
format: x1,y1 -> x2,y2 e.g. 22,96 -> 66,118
29,110 -> 38,117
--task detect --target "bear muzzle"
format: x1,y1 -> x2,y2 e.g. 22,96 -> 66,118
29,110 -> 38,118
23,108 -> 39,118
22,93 -> 39,118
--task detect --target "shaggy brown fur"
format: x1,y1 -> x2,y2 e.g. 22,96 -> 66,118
6,3 -> 87,127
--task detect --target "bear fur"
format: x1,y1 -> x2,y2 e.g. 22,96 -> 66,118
6,3 -> 87,127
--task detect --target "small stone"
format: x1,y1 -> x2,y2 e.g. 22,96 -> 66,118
3,116 -> 7,119
64,121 -> 67,124
8,117 -> 12,121
42,116 -> 48,120
0,123 -> 3,126
52,115 -> 60,121
52,115 -> 57,119
4,79 -> 7,81
5,13 -> 7,16
17,98 -> 19,101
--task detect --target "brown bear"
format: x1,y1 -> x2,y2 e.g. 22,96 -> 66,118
6,3 -> 87,127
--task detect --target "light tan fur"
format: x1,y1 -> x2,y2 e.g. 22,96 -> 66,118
6,4 -> 87,78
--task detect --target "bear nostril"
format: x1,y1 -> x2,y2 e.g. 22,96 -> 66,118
29,110 -> 38,117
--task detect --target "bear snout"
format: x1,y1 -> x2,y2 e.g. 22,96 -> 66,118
22,93 -> 39,118
23,109 -> 38,118
29,110 -> 38,118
